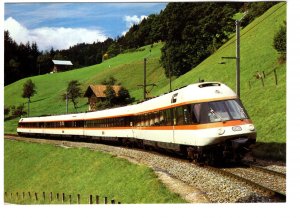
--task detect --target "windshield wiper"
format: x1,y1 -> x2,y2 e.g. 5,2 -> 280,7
239,106 -> 247,120
209,108 -> 225,122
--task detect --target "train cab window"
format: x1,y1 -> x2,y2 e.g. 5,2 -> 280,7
191,104 -> 202,123
191,100 -> 249,124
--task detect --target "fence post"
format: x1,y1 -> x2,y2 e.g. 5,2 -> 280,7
261,77 -> 264,87
248,80 -> 251,89
43,192 -> 46,201
104,196 -> 108,204
11,192 -> 13,200
274,69 -> 278,86
262,71 -> 265,78
96,195 -> 99,204
56,193 -> 59,201
77,194 -> 80,204
5,192 -> 7,199
89,195 -> 93,204
16,192 -> 19,200
28,192 -> 31,200
111,199 -> 115,204
35,192 -> 38,201
62,193 -> 65,203
50,192 -> 53,202
69,195 -> 72,204
22,192 -> 25,200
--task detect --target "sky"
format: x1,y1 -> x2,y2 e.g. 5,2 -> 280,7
3,2 -> 167,51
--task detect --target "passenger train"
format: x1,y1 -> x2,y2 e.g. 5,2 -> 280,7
17,82 -> 256,164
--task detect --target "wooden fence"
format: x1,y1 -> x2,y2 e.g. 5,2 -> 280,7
248,68 -> 279,89
4,191 -> 121,204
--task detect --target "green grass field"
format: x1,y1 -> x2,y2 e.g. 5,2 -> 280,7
4,139 -> 185,204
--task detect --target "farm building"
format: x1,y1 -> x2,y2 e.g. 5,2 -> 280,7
84,85 -> 121,111
52,60 -> 73,73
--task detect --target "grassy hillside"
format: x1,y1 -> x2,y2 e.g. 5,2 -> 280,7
4,42 -> 170,133
4,3 -> 286,150
155,2 -> 286,146
4,139 -> 185,204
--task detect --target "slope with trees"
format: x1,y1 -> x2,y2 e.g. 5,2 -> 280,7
4,2 -> 277,85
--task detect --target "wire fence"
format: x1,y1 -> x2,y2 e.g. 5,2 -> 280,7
248,68 -> 280,89
4,191 -> 121,205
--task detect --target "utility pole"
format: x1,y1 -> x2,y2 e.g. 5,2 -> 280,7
236,20 -> 241,98
137,57 -> 156,100
66,92 -> 68,114
168,52 -> 172,92
144,58 -> 147,100
221,20 -> 241,98
27,100 -> 30,117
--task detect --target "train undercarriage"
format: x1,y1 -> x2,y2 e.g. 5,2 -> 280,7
18,132 -> 255,165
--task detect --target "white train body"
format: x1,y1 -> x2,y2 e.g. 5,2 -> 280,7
17,82 -> 256,162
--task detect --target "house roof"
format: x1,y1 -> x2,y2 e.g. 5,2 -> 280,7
84,85 -> 122,98
52,60 -> 73,66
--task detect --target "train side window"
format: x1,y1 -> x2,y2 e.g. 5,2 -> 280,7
183,105 -> 193,124
165,109 -> 173,126
159,111 -> 165,125
176,107 -> 184,125
154,111 -> 160,126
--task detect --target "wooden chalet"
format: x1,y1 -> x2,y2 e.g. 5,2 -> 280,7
84,85 -> 121,111
52,60 -> 73,73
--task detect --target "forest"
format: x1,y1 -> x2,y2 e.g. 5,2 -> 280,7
4,2 -> 277,86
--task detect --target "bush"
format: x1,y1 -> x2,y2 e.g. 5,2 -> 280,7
4,106 -> 10,116
273,21 -> 286,63
11,104 -> 27,118
273,21 -> 286,53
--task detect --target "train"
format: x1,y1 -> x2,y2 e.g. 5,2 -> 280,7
17,82 -> 256,164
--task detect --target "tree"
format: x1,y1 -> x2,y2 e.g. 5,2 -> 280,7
63,80 -> 82,112
22,79 -> 37,102
116,87 -> 135,106
273,21 -> 286,53
273,21 -> 286,63
22,79 -> 37,116
11,104 -> 27,118
97,76 -> 134,109
160,2 -> 241,77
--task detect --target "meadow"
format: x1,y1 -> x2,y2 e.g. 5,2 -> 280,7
4,139 -> 185,204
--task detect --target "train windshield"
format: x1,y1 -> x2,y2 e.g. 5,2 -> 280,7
191,99 -> 249,124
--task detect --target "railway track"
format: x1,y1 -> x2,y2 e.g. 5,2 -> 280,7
5,134 -> 286,203
205,164 -> 286,202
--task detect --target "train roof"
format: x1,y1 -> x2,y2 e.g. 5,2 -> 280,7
19,82 -> 237,123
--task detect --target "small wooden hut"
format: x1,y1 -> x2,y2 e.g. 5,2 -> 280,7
84,85 -> 121,111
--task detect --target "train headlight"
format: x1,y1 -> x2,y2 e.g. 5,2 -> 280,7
248,124 -> 255,131
218,128 -> 225,135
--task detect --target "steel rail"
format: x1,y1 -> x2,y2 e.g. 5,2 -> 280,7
205,166 -> 286,202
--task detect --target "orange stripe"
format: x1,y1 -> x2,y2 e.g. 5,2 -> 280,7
18,119 -> 251,131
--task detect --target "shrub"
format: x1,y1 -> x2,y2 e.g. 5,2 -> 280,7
273,21 -> 286,63
11,104 -> 27,118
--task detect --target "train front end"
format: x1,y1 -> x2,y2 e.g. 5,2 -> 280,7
183,83 -> 256,163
